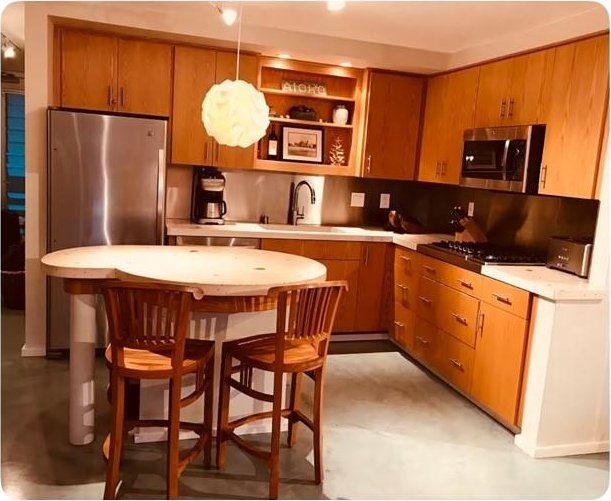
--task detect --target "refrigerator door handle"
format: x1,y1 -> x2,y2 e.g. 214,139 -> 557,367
157,148 -> 167,245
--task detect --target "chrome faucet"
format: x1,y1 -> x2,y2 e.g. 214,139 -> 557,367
290,180 -> 316,225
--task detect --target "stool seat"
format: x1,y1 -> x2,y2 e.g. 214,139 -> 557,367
228,334 -> 322,368
105,339 -> 213,378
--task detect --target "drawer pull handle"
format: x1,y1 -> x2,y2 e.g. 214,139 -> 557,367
451,312 -> 468,326
457,279 -> 473,290
396,284 -> 409,291
400,256 -> 412,263
423,265 -> 436,273
449,358 -> 464,371
393,321 -> 405,328
418,296 -> 432,305
492,293 -> 512,305
416,336 -> 429,345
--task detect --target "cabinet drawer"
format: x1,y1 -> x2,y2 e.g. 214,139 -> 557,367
415,276 -> 438,324
394,247 -> 419,286
302,241 -> 362,260
436,330 -> 475,393
394,279 -> 418,311
437,284 -> 480,347
413,317 -> 437,367
481,277 -> 531,319
440,265 -> 483,298
392,306 -> 415,352
419,254 -> 443,280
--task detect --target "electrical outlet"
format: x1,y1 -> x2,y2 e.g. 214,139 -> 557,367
350,192 -> 365,208
380,193 -> 390,209
468,202 -> 475,217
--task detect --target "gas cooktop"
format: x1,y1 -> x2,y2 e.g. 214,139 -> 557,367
417,240 -> 546,273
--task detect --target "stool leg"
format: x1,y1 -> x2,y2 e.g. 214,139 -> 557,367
104,372 -> 125,500
313,367 -> 324,485
202,360 -> 214,469
216,350 -> 232,469
167,377 -> 182,499
287,372 -> 302,447
269,370 -> 283,500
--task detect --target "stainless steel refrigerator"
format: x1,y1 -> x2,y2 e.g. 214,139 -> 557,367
47,109 -> 167,352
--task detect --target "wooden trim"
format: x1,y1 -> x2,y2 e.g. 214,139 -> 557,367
517,296 -> 538,428
258,55 -> 363,79
52,27 -> 62,106
253,159 -> 357,177
594,90 -> 609,199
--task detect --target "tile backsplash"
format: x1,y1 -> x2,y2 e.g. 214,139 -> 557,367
166,166 -> 599,251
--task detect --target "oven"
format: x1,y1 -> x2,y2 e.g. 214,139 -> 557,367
460,125 -> 545,193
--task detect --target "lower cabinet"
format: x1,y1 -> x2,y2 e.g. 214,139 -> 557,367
470,301 -> 529,424
261,239 -> 388,333
392,245 -> 531,428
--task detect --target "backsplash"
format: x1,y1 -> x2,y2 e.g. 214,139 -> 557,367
166,166 -> 599,251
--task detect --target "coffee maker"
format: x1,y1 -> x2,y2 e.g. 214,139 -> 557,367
191,167 -> 227,224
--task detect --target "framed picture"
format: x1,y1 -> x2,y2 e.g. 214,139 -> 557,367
281,126 -> 324,163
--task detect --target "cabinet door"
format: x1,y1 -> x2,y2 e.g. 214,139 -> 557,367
393,306 -> 416,351
539,35 -> 609,198
319,259 -> 360,332
418,74 -> 448,182
61,30 -> 117,111
354,243 -> 388,331
504,50 -> 551,126
171,46 -> 217,165
442,67 -> 479,183
214,52 -> 258,169
474,58 -> 512,127
471,302 -> 529,425
117,39 -> 172,116
364,72 -> 424,180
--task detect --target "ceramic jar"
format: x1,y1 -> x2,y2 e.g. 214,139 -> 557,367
332,104 -> 349,125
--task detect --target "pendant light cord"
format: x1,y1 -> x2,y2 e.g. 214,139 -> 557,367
235,4 -> 243,80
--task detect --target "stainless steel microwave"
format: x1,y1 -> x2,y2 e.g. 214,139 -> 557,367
460,125 -> 545,193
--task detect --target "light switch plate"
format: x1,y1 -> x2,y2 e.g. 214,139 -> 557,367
350,192 -> 365,208
380,193 -> 390,209
468,202 -> 475,217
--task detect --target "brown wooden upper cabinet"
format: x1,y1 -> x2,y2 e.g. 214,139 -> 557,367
418,67 -> 479,184
538,35 -> 609,199
474,50 -> 551,127
362,71 -> 425,180
171,47 -> 257,168
60,29 -> 172,116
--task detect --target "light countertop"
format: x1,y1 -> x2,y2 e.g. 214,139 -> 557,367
166,219 -> 449,251
166,219 -> 606,302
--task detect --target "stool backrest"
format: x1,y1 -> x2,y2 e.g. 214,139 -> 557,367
269,281 -> 347,361
101,281 -> 203,370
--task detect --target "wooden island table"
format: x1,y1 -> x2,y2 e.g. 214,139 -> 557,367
41,245 -> 327,445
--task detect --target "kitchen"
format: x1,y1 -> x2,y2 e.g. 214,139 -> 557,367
1,1 -> 609,499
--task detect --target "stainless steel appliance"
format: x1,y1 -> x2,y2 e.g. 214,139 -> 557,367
460,125 -> 545,193
47,109 -> 167,352
418,241 -> 546,273
547,237 -> 593,278
191,167 -> 227,224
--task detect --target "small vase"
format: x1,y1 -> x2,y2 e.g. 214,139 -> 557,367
332,105 -> 349,125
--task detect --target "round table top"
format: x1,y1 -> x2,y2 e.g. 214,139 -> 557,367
41,245 -> 327,296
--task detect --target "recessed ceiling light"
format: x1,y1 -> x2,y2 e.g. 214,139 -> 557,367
327,1 -> 346,12
221,7 -> 238,26
278,54 -> 291,59
339,62 -> 352,67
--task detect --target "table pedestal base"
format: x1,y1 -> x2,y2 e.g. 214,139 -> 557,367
69,293 -> 97,445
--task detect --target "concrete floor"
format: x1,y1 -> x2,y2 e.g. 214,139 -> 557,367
1,307 -> 609,499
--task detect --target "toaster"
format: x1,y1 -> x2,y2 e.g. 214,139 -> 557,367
546,237 -> 593,278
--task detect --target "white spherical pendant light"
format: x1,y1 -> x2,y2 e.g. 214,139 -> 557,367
202,79 -> 270,148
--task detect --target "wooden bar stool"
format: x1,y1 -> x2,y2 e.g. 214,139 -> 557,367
216,281 -> 347,499
101,281 -> 215,500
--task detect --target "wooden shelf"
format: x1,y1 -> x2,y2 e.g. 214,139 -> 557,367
254,159 -> 356,177
260,87 -> 355,103
268,117 -> 353,129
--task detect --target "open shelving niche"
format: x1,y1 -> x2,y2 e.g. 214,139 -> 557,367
254,57 -> 365,177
